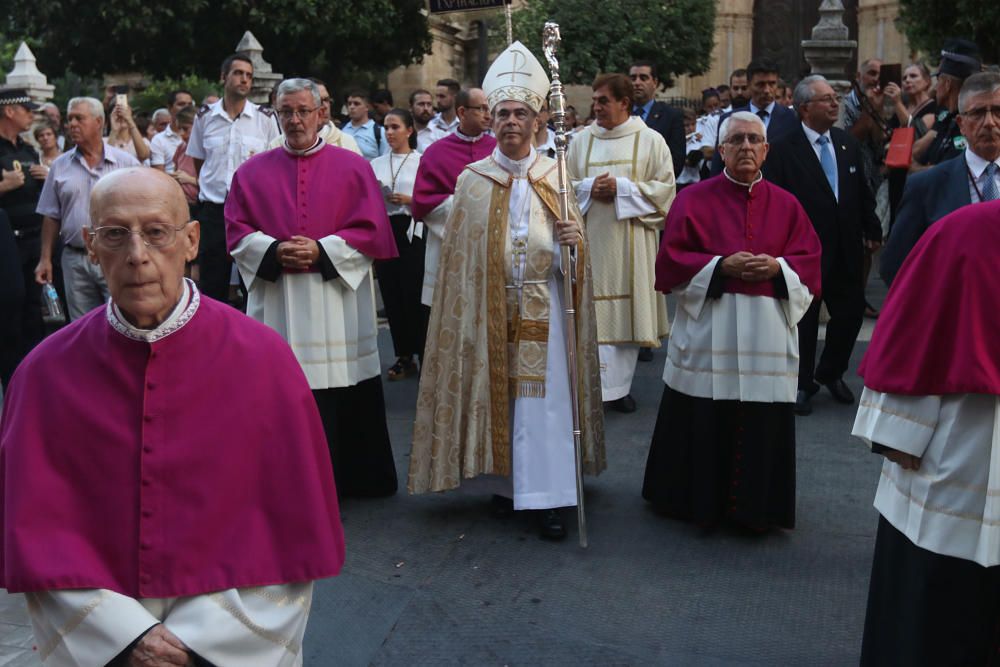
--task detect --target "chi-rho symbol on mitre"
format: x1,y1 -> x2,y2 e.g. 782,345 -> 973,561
482,41 -> 550,113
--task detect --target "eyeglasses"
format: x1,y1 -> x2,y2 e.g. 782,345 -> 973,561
808,94 -> 838,105
466,105 -> 490,114
724,133 -> 766,146
962,106 -> 1000,122
89,222 -> 190,250
277,108 -> 318,121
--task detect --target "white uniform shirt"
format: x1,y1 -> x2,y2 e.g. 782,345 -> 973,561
185,99 -> 279,204
416,124 -> 445,153
149,125 -> 183,172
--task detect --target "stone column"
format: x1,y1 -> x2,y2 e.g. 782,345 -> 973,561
2,42 -> 55,103
802,0 -> 858,93
236,31 -> 283,105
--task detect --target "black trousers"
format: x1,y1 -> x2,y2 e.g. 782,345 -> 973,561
861,516 -> 1000,666
313,376 -> 398,498
375,214 -> 425,359
195,201 -> 234,305
0,212 -> 25,390
797,267 -> 865,391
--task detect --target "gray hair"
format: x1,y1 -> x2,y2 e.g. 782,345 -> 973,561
40,102 -> 60,114
958,72 -> 1000,113
276,78 -> 321,108
792,75 -> 828,110
67,97 -> 104,122
718,111 -> 766,145
151,107 -> 171,123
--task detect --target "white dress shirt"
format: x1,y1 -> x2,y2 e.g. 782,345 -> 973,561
800,122 -> 839,201
149,125 -> 183,172
185,99 -> 280,204
965,147 -> 1000,203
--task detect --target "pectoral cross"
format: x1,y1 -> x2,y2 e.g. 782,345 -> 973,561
511,237 -> 528,292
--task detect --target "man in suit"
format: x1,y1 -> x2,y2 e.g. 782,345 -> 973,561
629,61 -> 685,176
881,71 -> 1000,286
763,75 -> 882,416
710,61 -> 799,175
630,60 -> 685,362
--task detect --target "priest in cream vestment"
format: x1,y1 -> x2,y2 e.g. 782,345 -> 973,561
567,73 -> 676,412
409,42 -> 606,541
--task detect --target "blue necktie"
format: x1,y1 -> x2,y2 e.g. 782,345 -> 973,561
632,107 -> 643,119
816,135 -> 837,197
981,163 -> 999,201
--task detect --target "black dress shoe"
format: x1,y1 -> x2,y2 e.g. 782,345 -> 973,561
538,509 -> 567,540
824,378 -> 855,404
607,394 -> 637,413
491,494 -> 514,517
637,346 -> 654,362
794,390 -> 813,416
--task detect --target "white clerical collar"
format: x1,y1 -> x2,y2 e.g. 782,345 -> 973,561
493,145 -> 537,178
455,128 -> 487,143
283,136 -> 325,156
965,147 -> 1000,179
107,278 -> 200,343
723,168 -> 763,193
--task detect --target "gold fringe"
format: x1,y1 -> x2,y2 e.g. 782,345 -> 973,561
511,379 -> 547,399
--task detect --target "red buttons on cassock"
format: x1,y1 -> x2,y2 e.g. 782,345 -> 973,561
141,509 -> 153,518
140,541 -> 152,550
143,415 -> 153,423
143,446 -> 153,454
141,478 -> 151,487
146,381 -> 156,390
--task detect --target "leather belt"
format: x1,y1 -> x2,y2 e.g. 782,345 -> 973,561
65,244 -> 87,253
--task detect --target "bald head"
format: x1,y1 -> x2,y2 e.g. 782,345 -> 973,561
85,167 -> 200,329
91,167 -> 189,225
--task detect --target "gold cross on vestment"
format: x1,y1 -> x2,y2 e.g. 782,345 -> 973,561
497,49 -> 533,83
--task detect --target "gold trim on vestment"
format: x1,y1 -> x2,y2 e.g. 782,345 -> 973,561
487,183 -> 512,476
38,590 -> 109,660
881,468 -> 1000,525
665,358 -> 798,378
208,592 -> 301,653
858,399 -> 937,429
594,294 -> 632,301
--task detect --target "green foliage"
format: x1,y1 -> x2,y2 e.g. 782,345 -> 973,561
8,0 -> 431,87
504,0 -> 716,86
128,76 -> 219,115
897,0 -> 1000,64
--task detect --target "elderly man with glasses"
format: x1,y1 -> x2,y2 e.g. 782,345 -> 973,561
763,75 -> 882,417
1,167 -> 345,665
225,78 -> 400,499
643,111 -> 821,533
34,96 -> 140,320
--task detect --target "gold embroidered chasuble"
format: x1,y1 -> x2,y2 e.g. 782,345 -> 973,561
566,116 -> 676,345
408,154 -> 606,493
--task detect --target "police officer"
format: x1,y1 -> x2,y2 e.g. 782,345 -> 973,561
0,89 -> 47,370
915,39 -> 982,167
186,52 -> 279,305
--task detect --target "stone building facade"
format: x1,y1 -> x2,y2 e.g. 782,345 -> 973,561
386,0 -> 911,108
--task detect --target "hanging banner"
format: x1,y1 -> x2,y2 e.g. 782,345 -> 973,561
428,0 -> 509,13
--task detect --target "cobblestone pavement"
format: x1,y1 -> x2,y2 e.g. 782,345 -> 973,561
1,283 -> 887,665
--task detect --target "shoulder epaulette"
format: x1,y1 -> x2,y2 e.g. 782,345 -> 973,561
197,104 -> 211,118
259,106 -> 276,118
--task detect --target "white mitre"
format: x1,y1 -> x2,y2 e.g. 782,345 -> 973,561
482,41 -> 550,112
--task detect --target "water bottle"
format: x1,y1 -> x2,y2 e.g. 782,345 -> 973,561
41,282 -> 66,325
